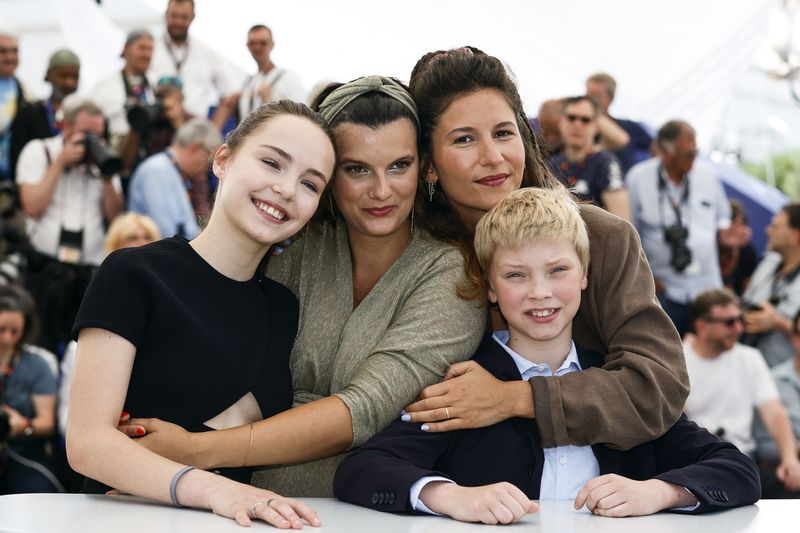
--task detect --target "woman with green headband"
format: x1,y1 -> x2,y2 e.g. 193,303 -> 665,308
123,76 -> 485,496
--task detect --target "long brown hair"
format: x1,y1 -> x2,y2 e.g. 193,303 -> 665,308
409,46 -> 561,300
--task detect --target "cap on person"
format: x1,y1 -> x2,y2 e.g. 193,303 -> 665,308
120,29 -> 153,57
45,49 -> 80,78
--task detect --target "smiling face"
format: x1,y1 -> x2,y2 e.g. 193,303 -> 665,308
430,89 -> 525,229
331,118 -> 418,240
488,238 -> 587,357
212,114 -> 335,247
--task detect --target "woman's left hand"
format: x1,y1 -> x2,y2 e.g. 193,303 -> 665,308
119,417 -> 200,466
401,361 -> 533,431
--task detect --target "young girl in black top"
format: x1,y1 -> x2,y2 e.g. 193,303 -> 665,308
67,100 -> 336,528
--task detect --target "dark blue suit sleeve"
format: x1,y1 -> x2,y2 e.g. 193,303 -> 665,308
333,418 -> 455,513
652,415 -> 761,513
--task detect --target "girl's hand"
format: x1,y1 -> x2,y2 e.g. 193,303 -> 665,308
208,481 -> 321,529
119,417 -> 201,466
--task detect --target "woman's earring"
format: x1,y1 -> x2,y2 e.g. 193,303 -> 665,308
427,180 -> 436,202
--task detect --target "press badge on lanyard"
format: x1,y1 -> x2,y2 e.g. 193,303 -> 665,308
57,227 -> 84,264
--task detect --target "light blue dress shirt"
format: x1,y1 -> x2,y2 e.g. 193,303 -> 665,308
128,150 -> 200,239
410,331 -> 600,513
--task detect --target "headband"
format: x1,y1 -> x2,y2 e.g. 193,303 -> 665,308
317,75 -> 419,127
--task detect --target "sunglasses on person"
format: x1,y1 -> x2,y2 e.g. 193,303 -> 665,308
565,114 -> 594,125
703,315 -> 743,327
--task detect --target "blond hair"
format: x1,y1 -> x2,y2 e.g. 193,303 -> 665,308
475,188 -> 589,277
105,213 -> 162,254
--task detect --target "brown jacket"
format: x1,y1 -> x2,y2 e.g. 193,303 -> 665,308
531,204 -> 689,449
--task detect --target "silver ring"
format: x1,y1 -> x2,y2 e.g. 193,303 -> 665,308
443,406 -> 450,420
251,501 -> 266,518
266,498 -> 276,508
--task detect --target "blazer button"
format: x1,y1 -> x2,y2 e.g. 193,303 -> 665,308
378,493 -> 385,504
371,493 -> 379,504
388,493 -> 395,505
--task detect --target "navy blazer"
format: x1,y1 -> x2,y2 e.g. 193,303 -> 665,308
334,334 -> 760,514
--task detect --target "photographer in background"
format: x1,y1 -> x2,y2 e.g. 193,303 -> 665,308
15,95 -> 123,353
90,30 -> 155,181
742,203 -> 800,367
128,76 -> 210,218
627,120 -> 749,336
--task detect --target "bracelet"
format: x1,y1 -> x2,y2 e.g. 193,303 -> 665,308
169,466 -> 196,507
243,422 -> 254,467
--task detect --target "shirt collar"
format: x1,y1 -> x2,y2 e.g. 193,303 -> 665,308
491,330 -> 582,379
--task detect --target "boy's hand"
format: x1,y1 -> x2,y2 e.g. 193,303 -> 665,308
420,481 -> 538,524
574,474 -> 696,517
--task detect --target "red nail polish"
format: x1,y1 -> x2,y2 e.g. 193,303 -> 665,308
135,427 -> 145,436
121,411 -> 129,418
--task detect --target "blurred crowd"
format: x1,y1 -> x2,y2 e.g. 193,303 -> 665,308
1,0 -> 799,500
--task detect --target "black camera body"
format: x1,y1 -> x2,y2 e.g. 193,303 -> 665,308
663,223 -> 692,272
126,100 -> 164,133
81,133 -> 122,177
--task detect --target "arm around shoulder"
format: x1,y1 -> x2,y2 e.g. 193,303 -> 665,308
335,247 -> 486,447
531,206 -> 688,449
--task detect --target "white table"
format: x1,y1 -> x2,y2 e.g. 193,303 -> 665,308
0,494 -> 796,532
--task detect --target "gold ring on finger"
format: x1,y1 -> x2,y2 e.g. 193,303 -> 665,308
443,406 -> 450,420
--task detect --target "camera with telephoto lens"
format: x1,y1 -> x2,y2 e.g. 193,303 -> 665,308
125,99 -> 164,133
81,133 -> 122,176
663,223 -> 692,272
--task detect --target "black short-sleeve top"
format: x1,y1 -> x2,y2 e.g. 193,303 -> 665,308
73,236 -> 297,434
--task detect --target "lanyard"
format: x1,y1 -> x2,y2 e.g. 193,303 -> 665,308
164,35 -> 189,74
121,71 -> 154,104
769,262 -> 800,306
657,164 -> 690,229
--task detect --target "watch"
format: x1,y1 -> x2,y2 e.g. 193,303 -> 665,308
22,419 -> 34,437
